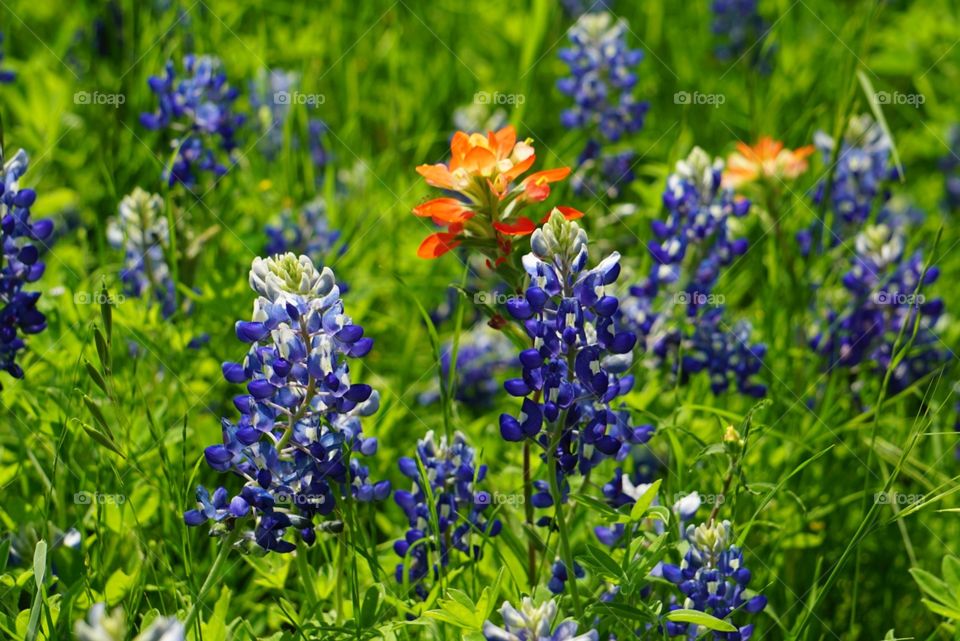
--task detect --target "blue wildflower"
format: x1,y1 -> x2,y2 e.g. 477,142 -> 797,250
647,147 -> 750,315
265,198 -> 344,265
661,521 -> 767,640
558,12 -> 647,142
594,472 -> 700,546
0,33 -> 14,83
140,54 -> 245,188
499,211 -> 649,479
617,147 -> 766,396
185,253 -> 389,553
482,597 -> 598,641
558,12 -> 647,200
75,603 -> 184,641
810,222 -> 945,394
548,558 -> 585,595
0,148 -> 54,388
107,188 -> 177,318
570,139 -> 637,200
419,323 -> 518,408
393,430 -> 501,599
799,114 -> 894,254
711,0 -> 773,71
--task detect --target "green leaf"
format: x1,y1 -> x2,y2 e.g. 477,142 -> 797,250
579,544 -> 624,582
910,567 -> 955,607
75,420 -> 125,458
25,540 -> 47,641
942,556 -> 960,595
94,326 -> 111,374
32,540 -> 46,589
666,609 -> 737,632
360,585 -> 380,628
83,360 -> 108,393
630,479 -> 662,522
920,598 -> 960,621
105,568 -> 136,605
82,394 -> 114,439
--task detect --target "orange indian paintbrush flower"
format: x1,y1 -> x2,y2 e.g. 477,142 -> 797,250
722,136 -> 815,188
413,125 -> 582,264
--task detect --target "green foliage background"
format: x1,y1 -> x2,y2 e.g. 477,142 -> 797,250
0,0 -> 959,639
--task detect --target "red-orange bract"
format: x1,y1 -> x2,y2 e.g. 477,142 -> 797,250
413,125 -> 582,263
722,136 -> 815,188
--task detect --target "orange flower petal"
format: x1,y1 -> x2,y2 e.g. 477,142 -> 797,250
556,206 -> 584,220
449,132 -> 471,170
417,231 -> 462,259
462,146 -> 498,176
490,125 -> 517,158
412,198 -> 473,223
501,153 -> 537,183
524,181 -> 551,203
494,217 -> 536,236
416,164 -> 455,189
523,167 -> 571,185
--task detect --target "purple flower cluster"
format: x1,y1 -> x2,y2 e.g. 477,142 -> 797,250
483,597 -> 598,641
593,469 -> 700,547
558,12 -> 647,142
662,521 -> 767,640
558,12 -> 647,200
419,323 -> 518,408
799,115 -> 894,254
185,253 -> 389,552
498,212 -> 651,478
265,198 -> 343,265
107,188 -> 177,318
0,148 -> 53,387
646,147 -> 750,315
570,139 -> 637,200
619,147 -> 766,397
140,55 -> 245,188
0,33 -> 14,83
810,222 -> 946,394
710,0 -> 773,71
393,431 -> 501,599
656,308 -> 767,397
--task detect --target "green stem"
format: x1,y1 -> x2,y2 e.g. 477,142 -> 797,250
548,452 -> 582,618
184,531 -> 237,631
